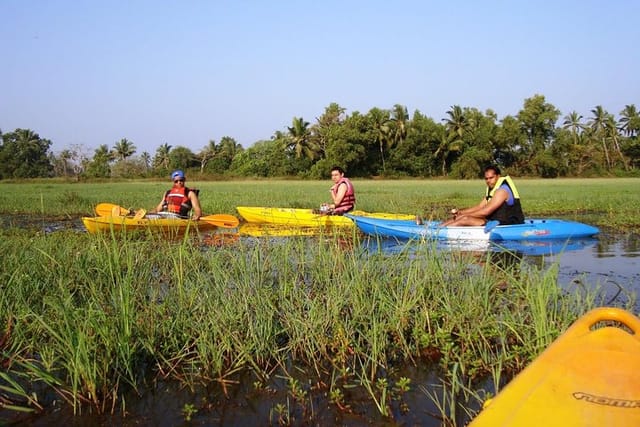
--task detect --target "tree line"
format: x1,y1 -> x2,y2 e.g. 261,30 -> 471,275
1,94 -> 639,180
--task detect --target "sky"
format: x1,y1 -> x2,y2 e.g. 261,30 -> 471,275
1,0 -> 638,156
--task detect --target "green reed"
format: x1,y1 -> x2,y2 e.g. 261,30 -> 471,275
0,226 -> 630,423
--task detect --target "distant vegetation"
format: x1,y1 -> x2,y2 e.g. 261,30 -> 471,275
1,95 -> 639,180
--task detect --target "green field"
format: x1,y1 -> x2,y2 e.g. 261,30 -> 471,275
1,178 -> 639,230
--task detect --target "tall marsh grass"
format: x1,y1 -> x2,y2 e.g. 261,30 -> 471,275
1,225 -> 628,423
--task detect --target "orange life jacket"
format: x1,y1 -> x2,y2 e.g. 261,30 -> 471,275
162,186 -> 198,217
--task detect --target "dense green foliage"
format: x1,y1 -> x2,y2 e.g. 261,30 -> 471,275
2,96 -> 639,180
0,129 -> 53,179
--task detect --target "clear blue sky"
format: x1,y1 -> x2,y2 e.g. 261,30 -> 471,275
1,0 -> 638,155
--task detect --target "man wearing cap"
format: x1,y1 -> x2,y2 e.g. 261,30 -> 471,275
151,170 -> 202,220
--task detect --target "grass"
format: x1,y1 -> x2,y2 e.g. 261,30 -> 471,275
0,178 -> 638,424
1,177 -> 639,229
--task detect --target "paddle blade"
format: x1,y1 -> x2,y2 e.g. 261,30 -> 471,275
484,220 -> 500,233
133,209 -> 147,220
199,214 -> 240,228
95,203 -> 131,217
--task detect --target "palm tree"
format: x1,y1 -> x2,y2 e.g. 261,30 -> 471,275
287,117 -> 317,159
153,143 -> 172,170
619,104 -> 639,137
218,136 -> 242,159
434,126 -> 463,176
113,138 -> 136,161
604,115 -> 629,171
369,108 -> 393,172
389,104 -> 409,147
140,152 -> 151,169
588,105 -> 612,169
443,105 -> 467,141
198,139 -> 217,173
562,111 -> 585,146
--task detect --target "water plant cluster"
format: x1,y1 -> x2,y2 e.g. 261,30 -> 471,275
1,225 -> 630,425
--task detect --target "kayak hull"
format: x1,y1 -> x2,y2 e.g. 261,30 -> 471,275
363,236 -> 599,257
236,206 -> 414,227
346,215 -> 600,241
82,215 -> 217,235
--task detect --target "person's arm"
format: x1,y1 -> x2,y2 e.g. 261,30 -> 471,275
151,197 -> 165,214
441,190 -> 508,226
330,182 -> 347,209
457,189 -> 508,218
189,191 -> 202,220
454,199 -> 486,217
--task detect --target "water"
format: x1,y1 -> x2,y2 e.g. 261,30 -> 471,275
360,231 -> 639,310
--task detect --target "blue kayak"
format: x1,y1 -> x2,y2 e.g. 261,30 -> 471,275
346,214 -> 600,241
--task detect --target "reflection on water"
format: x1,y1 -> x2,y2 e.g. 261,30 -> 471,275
549,232 -> 640,307
360,232 -> 640,309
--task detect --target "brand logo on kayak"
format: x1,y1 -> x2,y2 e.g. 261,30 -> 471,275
522,229 -> 551,237
573,392 -> 640,408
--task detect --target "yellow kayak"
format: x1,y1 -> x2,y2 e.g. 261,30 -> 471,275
236,206 -> 414,227
82,214 -> 217,235
470,307 -> 640,426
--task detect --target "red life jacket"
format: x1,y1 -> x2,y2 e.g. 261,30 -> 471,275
331,177 -> 356,214
162,186 -> 198,217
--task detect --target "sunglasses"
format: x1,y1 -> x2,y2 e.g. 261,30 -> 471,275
174,178 -> 185,183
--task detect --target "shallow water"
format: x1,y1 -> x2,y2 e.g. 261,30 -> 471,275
359,231 -> 639,310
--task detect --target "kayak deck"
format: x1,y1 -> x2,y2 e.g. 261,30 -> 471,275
236,206 -> 415,227
470,307 -> 640,426
347,215 -> 600,241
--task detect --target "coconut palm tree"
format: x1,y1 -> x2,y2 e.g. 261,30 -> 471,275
434,126 -> 463,176
140,152 -> 151,169
369,108 -> 393,172
287,117 -> 317,159
113,138 -> 136,161
389,104 -> 409,147
604,114 -> 629,171
198,139 -> 217,173
153,143 -> 172,170
588,106 -> 612,170
218,136 -> 242,159
562,111 -> 585,146
619,104 -> 639,137
443,105 -> 467,141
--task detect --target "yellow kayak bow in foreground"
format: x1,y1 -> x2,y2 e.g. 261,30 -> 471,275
470,307 -> 640,426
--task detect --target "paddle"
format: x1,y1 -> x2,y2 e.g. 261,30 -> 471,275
198,214 -> 239,228
94,202 -> 239,228
95,203 -> 133,217
484,220 -> 500,233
